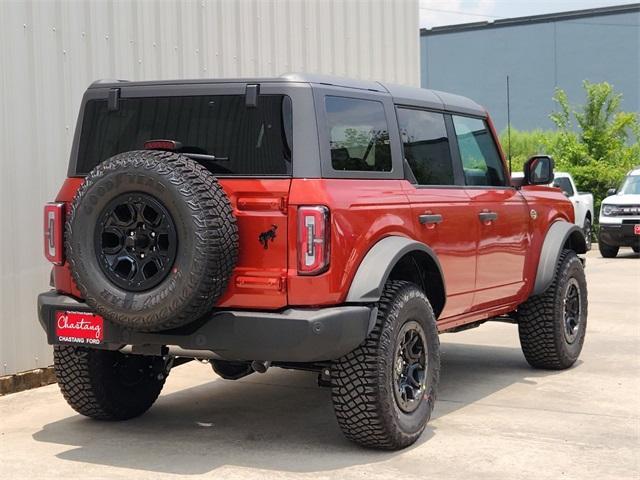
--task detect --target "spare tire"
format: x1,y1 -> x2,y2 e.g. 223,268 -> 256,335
66,150 -> 238,332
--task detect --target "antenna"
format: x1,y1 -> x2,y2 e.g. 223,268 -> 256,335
507,75 -> 512,173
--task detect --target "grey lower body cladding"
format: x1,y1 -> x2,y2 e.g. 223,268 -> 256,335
38,291 -> 374,362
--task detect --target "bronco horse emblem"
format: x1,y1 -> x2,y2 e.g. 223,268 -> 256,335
259,224 -> 278,249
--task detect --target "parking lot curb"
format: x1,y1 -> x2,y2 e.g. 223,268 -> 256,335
0,367 -> 56,396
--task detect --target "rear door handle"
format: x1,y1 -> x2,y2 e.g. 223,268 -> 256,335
478,211 -> 498,222
419,214 -> 443,225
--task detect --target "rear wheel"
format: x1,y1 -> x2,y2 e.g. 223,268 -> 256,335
330,281 -> 440,450
598,241 -> 619,258
517,250 -> 587,369
583,217 -> 592,251
54,346 -> 168,420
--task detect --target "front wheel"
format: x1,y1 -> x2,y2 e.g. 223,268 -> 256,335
54,346 -> 168,420
517,250 -> 587,369
330,280 -> 440,450
598,241 -> 619,258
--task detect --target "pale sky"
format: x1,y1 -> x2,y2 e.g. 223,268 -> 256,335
420,0 -> 639,28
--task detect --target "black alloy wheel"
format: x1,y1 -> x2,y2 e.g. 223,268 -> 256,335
562,278 -> 582,344
393,321 -> 428,414
95,193 -> 177,292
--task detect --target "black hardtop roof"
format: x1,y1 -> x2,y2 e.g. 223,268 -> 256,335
89,73 -> 486,117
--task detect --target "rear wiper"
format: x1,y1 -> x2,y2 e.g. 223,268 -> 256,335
184,153 -> 229,162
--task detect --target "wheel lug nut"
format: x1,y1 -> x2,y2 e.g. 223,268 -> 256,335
141,253 -> 145,258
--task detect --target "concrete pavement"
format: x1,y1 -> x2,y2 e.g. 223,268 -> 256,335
1,248 -> 639,479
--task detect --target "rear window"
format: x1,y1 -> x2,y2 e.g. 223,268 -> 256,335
553,177 -> 574,196
76,94 -> 292,176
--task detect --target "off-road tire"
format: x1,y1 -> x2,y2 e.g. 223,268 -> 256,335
330,280 -> 440,450
598,241 -> 619,258
54,346 -> 167,420
583,217 -> 592,251
66,150 -> 238,331
517,250 -> 587,369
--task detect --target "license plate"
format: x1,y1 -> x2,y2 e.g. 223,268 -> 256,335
55,311 -> 104,345
635,225 -> 640,235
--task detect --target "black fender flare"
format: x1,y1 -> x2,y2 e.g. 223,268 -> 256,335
345,236 -> 445,303
532,221 -> 587,296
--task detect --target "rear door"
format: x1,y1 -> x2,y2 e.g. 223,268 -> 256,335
398,107 -> 477,319
450,114 -> 530,309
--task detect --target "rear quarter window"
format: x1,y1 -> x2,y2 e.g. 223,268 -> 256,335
76,94 -> 292,176
325,96 -> 392,172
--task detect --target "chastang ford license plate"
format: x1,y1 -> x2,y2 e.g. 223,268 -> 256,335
635,224 -> 640,235
55,311 -> 104,345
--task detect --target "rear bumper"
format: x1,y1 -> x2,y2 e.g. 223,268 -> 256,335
38,291 -> 375,362
598,224 -> 640,248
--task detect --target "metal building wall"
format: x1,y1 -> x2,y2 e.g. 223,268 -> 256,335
420,7 -> 640,132
0,0 -> 419,376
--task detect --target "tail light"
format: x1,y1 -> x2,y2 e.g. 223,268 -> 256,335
44,203 -> 65,265
297,206 -> 330,275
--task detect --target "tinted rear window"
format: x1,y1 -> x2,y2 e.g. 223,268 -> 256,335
76,95 -> 292,176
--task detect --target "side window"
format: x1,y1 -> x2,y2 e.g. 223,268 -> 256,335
452,115 -> 506,187
553,177 -> 574,196
325,96 -> 391,172
397,108 -> 454,185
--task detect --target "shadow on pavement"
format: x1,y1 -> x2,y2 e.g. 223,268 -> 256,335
33,342 -> 562,475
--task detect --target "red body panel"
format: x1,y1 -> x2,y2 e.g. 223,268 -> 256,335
215,179 -> 291,309
466,188 -> 529,309
403,185 -> 477,318
287,179 -> 413,306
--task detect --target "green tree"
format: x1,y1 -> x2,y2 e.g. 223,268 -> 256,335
501,81 -> 639,213
550,81 -> 639,211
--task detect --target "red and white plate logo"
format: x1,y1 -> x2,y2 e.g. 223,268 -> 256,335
55,311 -> 104,345
634,224 -> 640,235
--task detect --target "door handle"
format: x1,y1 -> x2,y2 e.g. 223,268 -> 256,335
419,214 -> 443,225
478,211 -> 498,222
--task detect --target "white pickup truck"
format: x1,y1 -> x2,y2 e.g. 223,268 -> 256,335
552,172 -> 594,250
513,171 -> 594,249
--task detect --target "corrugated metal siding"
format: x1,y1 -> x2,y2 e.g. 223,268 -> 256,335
0,0 -> 419,376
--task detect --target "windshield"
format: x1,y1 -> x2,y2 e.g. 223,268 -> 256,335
76,94 -> 292,176
619,175 -> 640,195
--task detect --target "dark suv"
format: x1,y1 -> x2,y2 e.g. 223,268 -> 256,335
40,74 -> 588,449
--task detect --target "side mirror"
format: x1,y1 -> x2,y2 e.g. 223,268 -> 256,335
607,188 -> 617,196
524,155 -> 554,185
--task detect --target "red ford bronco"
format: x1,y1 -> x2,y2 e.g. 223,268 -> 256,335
39,74 -> 588,450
